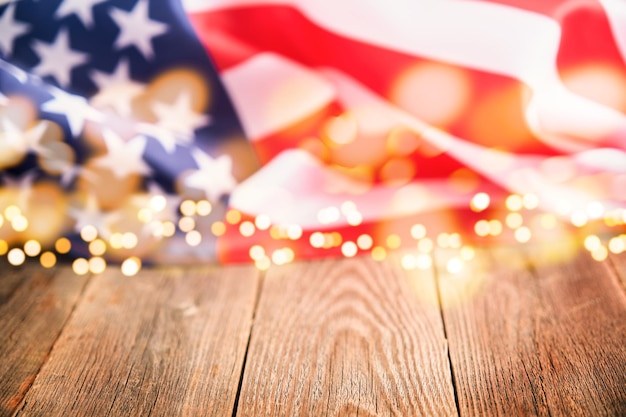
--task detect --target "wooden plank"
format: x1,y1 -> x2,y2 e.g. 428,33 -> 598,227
0,265 -> 90,417
438,246 -> 626,416
610,252 -> 626,291
236,255 -> 458,417
15,265 -> 260,417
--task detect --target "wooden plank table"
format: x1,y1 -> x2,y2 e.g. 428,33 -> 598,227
1,247 -> 625,416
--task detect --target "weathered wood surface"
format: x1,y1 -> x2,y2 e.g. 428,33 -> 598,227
0,266 -> 90,417
14,265 -> 259,417
611,252 -> 626,290
236,255 -> 458,417
438,246 -> 626,416
1,247 -> 625,417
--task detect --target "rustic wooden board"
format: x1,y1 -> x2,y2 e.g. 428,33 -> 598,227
15,265 -> 260,417
438,246 -> 626,416
0,265 -> 90,417
610,252 -> 626,291
236,255 -> 457,417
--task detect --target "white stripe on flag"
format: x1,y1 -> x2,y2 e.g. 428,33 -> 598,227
184,0 -> 562,87
222,53 -> 335,140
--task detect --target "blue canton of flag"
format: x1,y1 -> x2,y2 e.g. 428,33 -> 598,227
0,0 -> 257,265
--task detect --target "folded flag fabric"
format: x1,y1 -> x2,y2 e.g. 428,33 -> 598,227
1,0 -> 625,270
184,0 -> 626,263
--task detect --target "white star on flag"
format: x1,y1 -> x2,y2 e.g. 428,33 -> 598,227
3,171 -> 37,210
146,181 -> 181,223
42,90 -> 102,137
0,117 -> 28,156
54,0 -> 107,28
70,194 -> 119,237
0,117 -> 48,155
31,28 -> 89,86
183,148 -> 237,202
110,0 -> 168,59
94,130 -> 151,178
0,4 -> 30,56
149,91 -> 211,153
90,58 -> 145,116
152,91 -> 210,146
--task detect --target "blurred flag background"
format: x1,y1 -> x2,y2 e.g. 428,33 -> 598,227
1,0 -> 625,273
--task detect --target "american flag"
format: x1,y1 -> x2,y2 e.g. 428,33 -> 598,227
1,0 -> 625,267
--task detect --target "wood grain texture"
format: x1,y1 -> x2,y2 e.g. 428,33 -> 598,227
610,252 -> 626,291
15,265 -> 259,417
236,255 -> 457,417
438,246 -> 626,416
0,265 -> 90,417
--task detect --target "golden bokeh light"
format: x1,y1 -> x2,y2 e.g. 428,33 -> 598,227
506,213 -> 524,229
196,200 -> 212,216
89,257 -> 107,274
178,216 -> 195,232
55,237 -> 71,254
371,246 -> 387,261
4,205 -> 21,221
460,246 -> 475,261
514,226 -> 531,243
162,221 -> 176,237
608,236 -> 625,254
109,232 -> 124,249
489,220 -> 503,236
185,230 -> 202,247
7,248 -> 25,266
24,240 -> 42,257
121,232 -> 138,249
505,194 -> 523,212
150,195 -> 167,212
341,241 -> 358,258
447,257 -> 463,274
239,221 -> 255,237
249,245 -> 265,261
474,220 -> 490,237
255,214 -> 271,230
591,246 -> 608,262
470,192 -> 490,212
89,239 -> 107,256
180,200 -> 196,216
401,254 -> 416,270
346,211 -> 363,227
121,256 -> 142,276
72,258 -> 89,275
410,224 -> 427,240
255,256 -> 271,271
80,225 -> 98,242
137,208 -> 153,223
322,112 -> 358,146
11,216 -> 28,232
584,235 -> 601,252
40,251 -> 57,268
211,221 -> 226,237
418,237 -> 434,253
386,234 -> 402,249
225,209 -> 241,225
522,194 -> 539,210
287,224 -> 303,240
357,234 -> 373,250
416,253 -> 433,270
